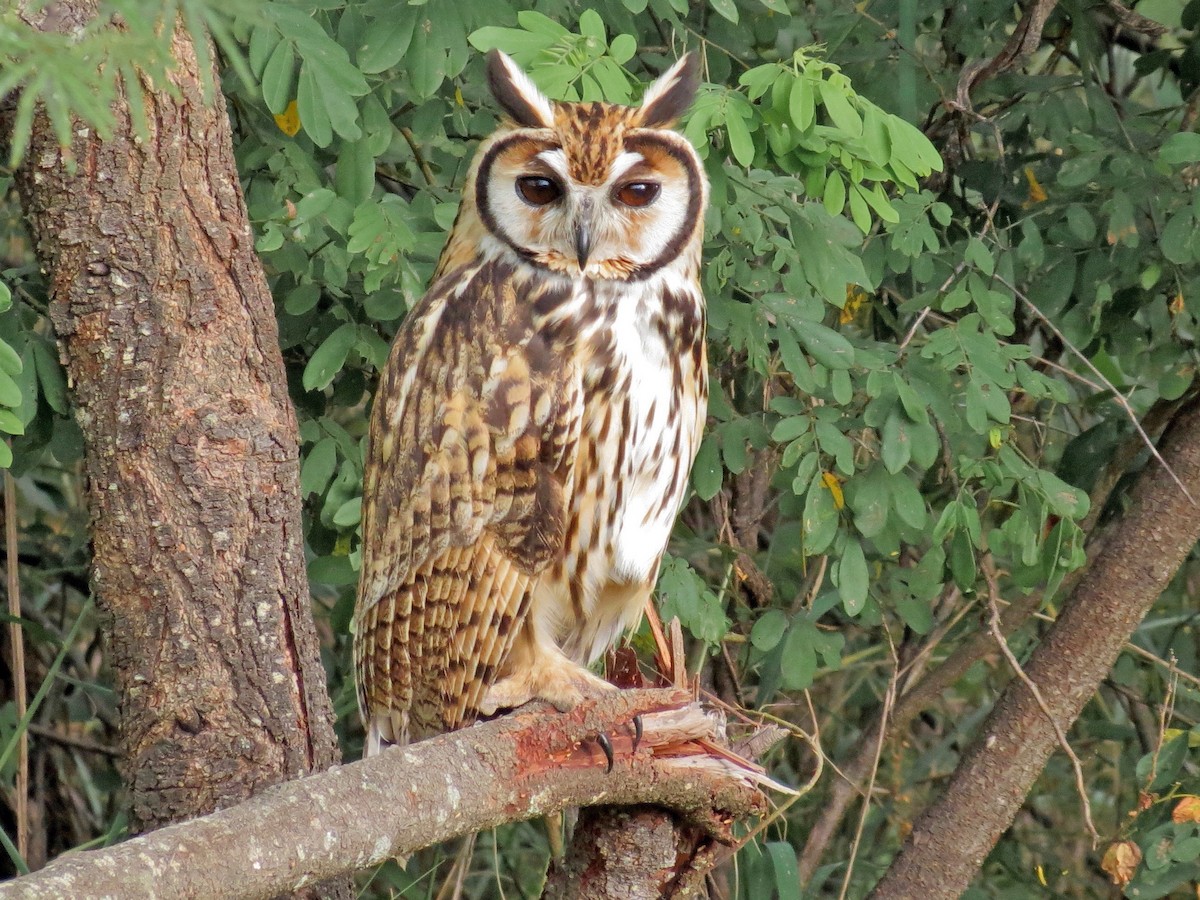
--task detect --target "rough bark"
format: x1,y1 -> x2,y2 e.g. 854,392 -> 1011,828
545,806 -> 716,899
870,396 -> 1200,898
13,4 -> 340,835
0,691 -> 767,900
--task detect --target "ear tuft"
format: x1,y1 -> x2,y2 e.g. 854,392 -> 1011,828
486,50 -> 556,129
638,54 -> 700,128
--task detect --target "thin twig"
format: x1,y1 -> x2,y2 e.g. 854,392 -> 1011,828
982,562 -> 1099,846
26,724 -> 118,757
4,468 -> 27,863
839,629 -> 899,900
1148,659 -> 1179,788
399,126 -> 436,186
996,599 -> 1200,693
995,273 -> 1195,506
722,691 -> 823,853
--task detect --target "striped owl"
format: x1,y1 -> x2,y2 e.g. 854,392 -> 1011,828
353,50 -> 708,754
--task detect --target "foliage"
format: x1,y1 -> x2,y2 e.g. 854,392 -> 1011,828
3,0 -> 1200,896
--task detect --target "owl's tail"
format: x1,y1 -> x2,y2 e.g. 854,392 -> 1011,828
364,709 -> 409,756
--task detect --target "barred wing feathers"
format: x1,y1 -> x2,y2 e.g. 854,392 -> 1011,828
354,260 -> 581,747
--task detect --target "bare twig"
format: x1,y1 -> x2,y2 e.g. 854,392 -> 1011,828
399,126 -> 436,186
996,274 -> 1196,505
26,724 -> 118,758
981,562 -> 1098,846
1148,658 -> 1179,787
952,1 -> 1060,113
839,631 -> 899,900
4,468 -> 27,864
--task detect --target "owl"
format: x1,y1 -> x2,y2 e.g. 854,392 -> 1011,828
353,50 -> 709,756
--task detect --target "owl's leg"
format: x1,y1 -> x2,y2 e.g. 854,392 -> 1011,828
479,623 -> 614,715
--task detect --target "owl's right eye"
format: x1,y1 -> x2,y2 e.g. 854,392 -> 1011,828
516,176 -> 563,206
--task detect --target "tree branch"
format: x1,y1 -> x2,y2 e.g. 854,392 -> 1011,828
869,395 -> 1200,897
2,690 -> 768,900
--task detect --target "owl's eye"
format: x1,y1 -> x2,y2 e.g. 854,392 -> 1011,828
614,181 -> 660,208
516,176 -> 563,206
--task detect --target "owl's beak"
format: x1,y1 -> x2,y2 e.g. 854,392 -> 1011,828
573,219 -> 591,270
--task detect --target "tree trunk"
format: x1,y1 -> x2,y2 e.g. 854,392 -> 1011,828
13,2 -> 341,840
545,806 -> 716,899
870,395 -> 1200,897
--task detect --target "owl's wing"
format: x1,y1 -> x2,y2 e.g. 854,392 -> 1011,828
354,261 -> 580,746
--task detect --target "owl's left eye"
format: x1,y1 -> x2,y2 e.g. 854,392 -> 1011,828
614,181 -> 660,208
516,176 -> 563,206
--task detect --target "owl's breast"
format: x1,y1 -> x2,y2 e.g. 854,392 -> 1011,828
582,278 -> 707,586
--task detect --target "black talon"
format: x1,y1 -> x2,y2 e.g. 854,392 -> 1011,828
632,715 -> 643,752
596,731 -> 614,773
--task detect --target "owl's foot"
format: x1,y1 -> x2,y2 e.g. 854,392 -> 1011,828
482,651 -> 642,771
480,653 -> 613,716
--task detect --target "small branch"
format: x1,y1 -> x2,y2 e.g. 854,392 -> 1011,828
4,468 -> 27,865
4,690 -> 768,900
952,0 -> 1060,113
982,562 -> 1098,845
838,632 -> 899,900
399,126 -> 436,186
27,723 -> 119,758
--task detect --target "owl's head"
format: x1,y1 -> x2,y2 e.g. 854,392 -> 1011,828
463,50 -> 706,282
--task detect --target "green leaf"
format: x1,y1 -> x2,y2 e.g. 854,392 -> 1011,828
789,76 -> 815,131
32,340 -> 68,415
468,27 -> 558,54
896,594 -> 933,633
1161,210 -> 1196,265
517,10 -> 570,38
578,8 -> 607,42
0,339 -> 22,380
965,236 -> 994,275
766,842 -> 802,900
261,40 -> 295,115
709,0 -> 740,23
837,538 -> 869,614
750,609 -> 788,651
657,556 -> 729,646
848,183 -> 871,233
335,140 -> 376,205
609,33 -> 637,65
249,24 -> 281,77
890,472 -> 926,529
823,170 -> 846,216
725,109 -> 755,167
295,37 -> 369,98
358,10 -> 417,74
300,437 -> 338,496
309,554 -> 358,585
881,411 -> 911,474
796,323 -> 855,370
802,470 -> 839,553
332,497 -> 362,527
303,323 -> 357,391
818,80 -> 862,136
1160,131 -> 1200,165
296,64 -> 332,147
949,529 -> 976,590
0,409 -> 23,436
780,621 -> 818,689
